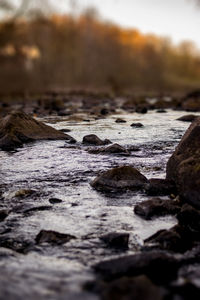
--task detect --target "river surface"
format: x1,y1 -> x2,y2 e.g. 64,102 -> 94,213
0,109 -> 196,299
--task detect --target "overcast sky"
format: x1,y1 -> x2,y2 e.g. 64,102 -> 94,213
56,0 -> 200,48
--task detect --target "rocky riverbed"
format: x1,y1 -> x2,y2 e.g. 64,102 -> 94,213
0,108 -> 200,299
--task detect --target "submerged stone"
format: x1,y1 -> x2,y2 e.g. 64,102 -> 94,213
35,230 -> 76,245
130,122 -> 144,128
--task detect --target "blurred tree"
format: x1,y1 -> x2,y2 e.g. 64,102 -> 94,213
0,0 -> 200,93
0,0 -> 14,11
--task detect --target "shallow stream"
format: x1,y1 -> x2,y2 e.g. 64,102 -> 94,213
0,109 -> 195,299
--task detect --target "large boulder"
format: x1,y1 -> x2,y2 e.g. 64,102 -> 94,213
0,111 -> 75,150
166,117 -> 200,208
94,250 -> 179,284
90,166 -> 148,192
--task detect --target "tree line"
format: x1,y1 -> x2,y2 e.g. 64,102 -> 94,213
0,12 -> 200,94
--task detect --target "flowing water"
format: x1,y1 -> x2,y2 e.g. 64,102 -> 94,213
0,109 -> 196,299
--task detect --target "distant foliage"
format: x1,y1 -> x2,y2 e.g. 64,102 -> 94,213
0,13 -> 200,93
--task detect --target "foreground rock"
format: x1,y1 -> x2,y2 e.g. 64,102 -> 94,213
35,230 -> 76,245
166,117 -> 200,208
145,178 -> 177,196
134,198 -> 180,220
90,166 -> 148,192
144,226 -> 187,253
94,250 -> 179,284
177,204 -> 200,234
0,111 -> 75,150
82,134 -> 111,146
100,232 -> 129,249
144,204 -> 200,253
86,275 -> 164,300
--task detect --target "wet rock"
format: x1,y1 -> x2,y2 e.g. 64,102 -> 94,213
177,114 -> 199,122
14,189 -> 35,198
0,237 -> 34,254
145,179 -> 177,196
180,244 -> 200,266
100,108 -> 109,115
35,230 -> 76,245
23,205 -> 52,214
166,117 -> 200,208
0,247 -> 17,258
82,134 -> 111,146
130,122 -> 144,128
100,232 -> 129,249
115,118 -> 126,123
144,217 -> 200,253
134,198 -> 180,220
49,198 -> 62,204
177,204 -> 200,234
0,210 -> 9,222
59,128 -> 71,133
88,144 -> 129,155
66,137 -> 77,144
144,226 -> 185,253
0,111 -> 74,150
103,144 -> 129,154
170,274 -> 200,300
127,145 -> 140,152
90,166 -> 148,192
44,97 -> 65,112
156,109 -> 167,113
89,275 -> 165,300
94,250 -> 179,284
136,106 -> 148,114
181,92 -> 200,111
